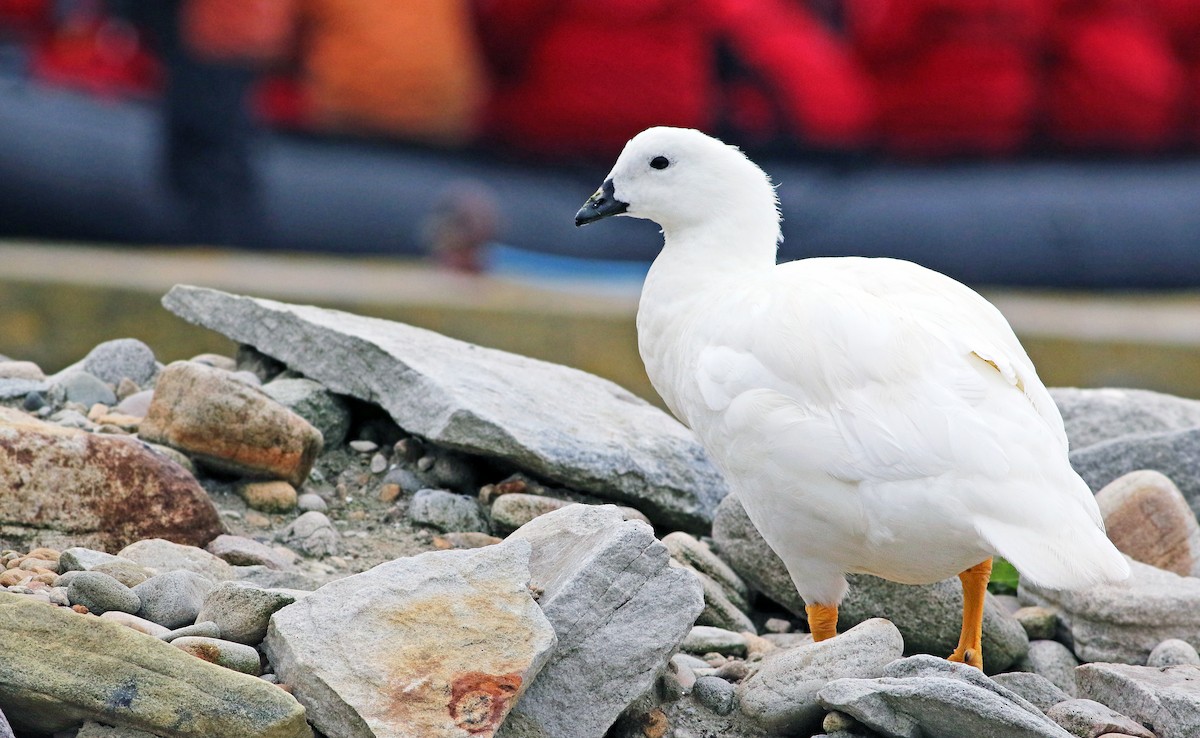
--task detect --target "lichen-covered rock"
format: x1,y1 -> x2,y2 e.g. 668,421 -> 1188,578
0,592 -> 311,738
265,539 -> 555,738
0,407 -> 223,552
139,361 -> 322,486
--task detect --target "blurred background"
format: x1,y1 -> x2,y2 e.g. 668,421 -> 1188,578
2,0 -> 1200,402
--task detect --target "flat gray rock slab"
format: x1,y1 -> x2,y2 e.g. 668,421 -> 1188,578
1021,558 -> 1200,664
265,539 -> 555,738
1076,662 -> 1200,738
163,286 -> 727,532
819,655 -> 1072,738
497,504 -> 704,738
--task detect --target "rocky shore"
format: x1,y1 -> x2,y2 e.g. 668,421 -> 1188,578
2,285 -> 1200,738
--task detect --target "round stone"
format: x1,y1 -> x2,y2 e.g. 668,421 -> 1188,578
239,481 -> 298,514
67,571 -> 141,615
692,676 -> 735,716
1147,638 -> 1200,667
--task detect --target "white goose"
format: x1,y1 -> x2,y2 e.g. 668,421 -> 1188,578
575,127 -> 1129,669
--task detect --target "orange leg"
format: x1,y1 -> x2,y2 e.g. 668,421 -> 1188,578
947,557 -> 992,670
805,603 -> 839,642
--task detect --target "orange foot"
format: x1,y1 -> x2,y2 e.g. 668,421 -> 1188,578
947,557 -> 992,670
805,602 -> 839,642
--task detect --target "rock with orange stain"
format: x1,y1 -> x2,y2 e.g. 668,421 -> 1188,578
264,538 -> 555,738
139,361 -> 323,487
498,504 -> 705,738
0,407 -> 224,553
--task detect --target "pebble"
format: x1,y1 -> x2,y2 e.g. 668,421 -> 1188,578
369,453 -> 388,474
206,534 -> 287,569
408,488 -> 490,533
90,559 -> 154,587
54,370 -> 117,408
161,620 -> 222,642
114,389 -> 154,418
681,626 -> 747,657
1147,638 -> 1200,667
1014,606 -> 1060,641
82,338 -> 159,386
764,617 -> 794,634
172,636 -> 263,675
822,711 -> 858,733
239,480 -> 298,513
132,570 -> 216,629
661,654 -> 699,700
489,492 -> 572,533
99,611 -> 172,638
296,493 -> 328,513
0,360 -> 44,380
349,440 -> 378,453
693,676 -> 736,716
116,376 -> 141,401
196,581 -> 297,645
277,511 -> 339,556
67,571 -> 141,615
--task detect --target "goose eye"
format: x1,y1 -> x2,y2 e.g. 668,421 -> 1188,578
650,156 -> 670,170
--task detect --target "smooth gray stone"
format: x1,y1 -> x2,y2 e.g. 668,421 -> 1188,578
81,338 -> 159,387
713,493 -> 1029,673
1150,638 -> 1200,667
171,636 -> 262,676
408,488 -> 490,533
162,285 -> 728,532
1045,698 -> 1155,738
196,582 -> 296,646
161,620 -> 222,642
133,570 -> 215,629
692,567 -> 757,634
681,627 -> 747,657
53,370 -> 116,408
276,511 -> 339,557
819,656 -> 1072,738
261,377 -> 351,448
693,676 -> 736,716
497,504 -> 704,738
118,539 -> 235,583
1020,558 -> 1200,664
67,571 -> 140,615
737,618 -> 904,735
1076,662 -> 1200,738
991,672 -> 1072,712
58,547 -> 121,573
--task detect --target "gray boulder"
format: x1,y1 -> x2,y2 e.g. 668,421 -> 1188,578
196,582 -> 296,645
713,493 -> 1028,673
1051,387 -> 1200,450
67,572 -> 140,616
1021,557 -> 1200,664
79,338 -> 159,387
497,504 -> 704,738
162,285 -> 728,532
737,618 -> 903,735
1076,662 -> 1200,738
818,655 -> 1072,738
118,539 -> 235,583
1069,428 -> 1200,520
0,592 -> 310,738
1149,638 -> 1200,667
266,539 -> 555,738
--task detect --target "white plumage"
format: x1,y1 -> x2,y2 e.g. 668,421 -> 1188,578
577,126 -> 1128,622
